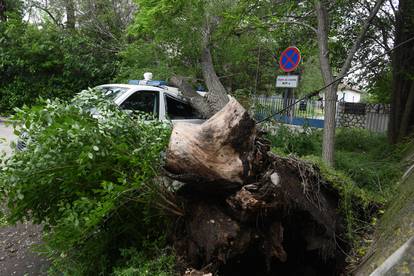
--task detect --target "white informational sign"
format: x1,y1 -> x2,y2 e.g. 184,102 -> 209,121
276,75 -> 299,88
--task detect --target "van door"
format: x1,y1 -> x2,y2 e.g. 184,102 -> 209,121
164,94 -> 204,124
119,91 -> 160,120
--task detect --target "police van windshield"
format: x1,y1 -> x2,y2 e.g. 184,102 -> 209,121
96,86 -> 129,100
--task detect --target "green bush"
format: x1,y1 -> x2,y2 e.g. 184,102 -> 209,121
0,89 -> 173,275
266,125 -> 322,156
0,19 -> 117,115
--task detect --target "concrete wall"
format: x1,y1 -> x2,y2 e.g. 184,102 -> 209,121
337,103 -> 390,133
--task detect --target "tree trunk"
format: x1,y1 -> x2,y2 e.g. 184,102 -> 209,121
389,0 -> 414,143
200,18 -> 229,114
0,0 -> 6,22
164,99 -> 346,275
315,0 -> 336,167
65,0 -> 76,29
169,76 -> 213,118
322,86 -> 338,166
170,19 -> 230,118
201,45 -> 229,113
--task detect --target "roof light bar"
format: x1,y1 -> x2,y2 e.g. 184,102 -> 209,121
128,80 -> 168,86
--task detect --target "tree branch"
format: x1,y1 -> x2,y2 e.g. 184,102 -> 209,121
339,0 -> 385,78
169,76 -> 211,118
29,2 -> 64,28
272,20 -> 317,34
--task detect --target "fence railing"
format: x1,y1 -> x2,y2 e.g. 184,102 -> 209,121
253,96 -> 390,133
254,96 -> 325,120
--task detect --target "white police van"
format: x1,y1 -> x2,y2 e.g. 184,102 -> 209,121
95,73 -> 205,124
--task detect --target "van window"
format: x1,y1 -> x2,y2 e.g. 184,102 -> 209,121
165,95 -> 202,119
120,91 -> 159,117
96,86 -> 129,100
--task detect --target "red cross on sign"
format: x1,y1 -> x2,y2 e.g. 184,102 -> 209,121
279,47 -> 301,73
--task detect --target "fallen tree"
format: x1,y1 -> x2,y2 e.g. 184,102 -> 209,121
163,97 -> 347,275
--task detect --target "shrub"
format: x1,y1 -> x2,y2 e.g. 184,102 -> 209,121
0,89 -> 173,274
266,125 -> 322,156
0,19 -> 117,115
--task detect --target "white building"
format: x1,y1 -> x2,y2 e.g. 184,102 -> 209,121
321,84 -> 363,103
337,84 -> 363,103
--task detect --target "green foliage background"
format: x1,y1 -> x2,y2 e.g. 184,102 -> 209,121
0,4 -> 118,115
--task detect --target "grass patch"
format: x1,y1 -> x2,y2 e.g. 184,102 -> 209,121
352,142 -> 414,275
267,126 -> 404,203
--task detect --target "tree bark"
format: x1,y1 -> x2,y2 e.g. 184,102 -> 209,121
200,18 -> 229,113
201,45 -> 229,113
171,17 -> 230,118
169,76 -> 212,118
398,84 -> 414,139
389,0 -> 414,143
65,0 -> 76,29
165,97 -> 256,185
315,0 -> 337,167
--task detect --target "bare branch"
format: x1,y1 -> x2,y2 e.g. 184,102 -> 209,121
28,1 -> 64,28
339,0 -> 385,78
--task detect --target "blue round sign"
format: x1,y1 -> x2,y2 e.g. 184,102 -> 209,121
279,47 -> 301,72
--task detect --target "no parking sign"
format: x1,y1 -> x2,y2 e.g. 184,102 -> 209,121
279,46 -> 301,72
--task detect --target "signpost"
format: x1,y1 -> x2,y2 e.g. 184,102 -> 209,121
278,46 -> 301,120
276,75 -> 299,88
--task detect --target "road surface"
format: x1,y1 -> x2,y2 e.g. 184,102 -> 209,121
0,119 -> 49,275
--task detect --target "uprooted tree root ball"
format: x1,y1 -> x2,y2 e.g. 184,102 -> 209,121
163,99 -> 348,275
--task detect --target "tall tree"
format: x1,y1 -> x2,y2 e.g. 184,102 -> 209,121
389,0 -> 414,143
314,0 -> 384,166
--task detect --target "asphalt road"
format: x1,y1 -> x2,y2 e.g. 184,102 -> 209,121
0,120 -> 16,157
0,119 -> 50,275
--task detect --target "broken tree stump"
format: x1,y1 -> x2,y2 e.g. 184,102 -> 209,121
164,98 -> 346,275
166,97 -> 256,185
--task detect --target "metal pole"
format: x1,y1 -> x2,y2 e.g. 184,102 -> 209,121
283,72 -> 290,120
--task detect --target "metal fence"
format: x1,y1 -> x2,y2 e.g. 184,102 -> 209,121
254,96 -> 390,133
254,96 -> 325,128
